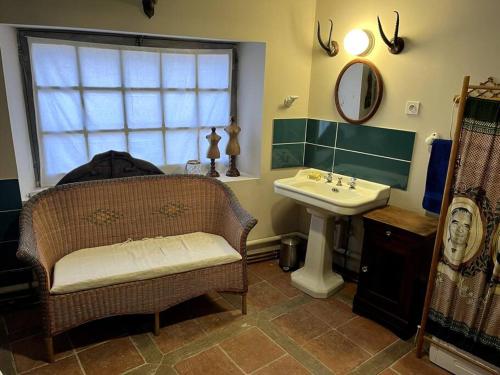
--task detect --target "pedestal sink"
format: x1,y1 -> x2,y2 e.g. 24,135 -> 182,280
274,168 -> 390,298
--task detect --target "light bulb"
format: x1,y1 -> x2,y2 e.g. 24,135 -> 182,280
344,29 -> 372,56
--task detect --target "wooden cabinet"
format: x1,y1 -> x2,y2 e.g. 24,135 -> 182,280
353,206 -> 437,339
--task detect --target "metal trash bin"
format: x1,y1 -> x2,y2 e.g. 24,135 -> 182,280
279,236 -> 300,271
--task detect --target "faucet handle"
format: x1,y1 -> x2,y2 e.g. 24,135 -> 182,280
336,176 -> 343,186
348,177 -> 357,189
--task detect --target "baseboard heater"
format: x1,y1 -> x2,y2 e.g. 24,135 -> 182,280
246,232 -> 307,264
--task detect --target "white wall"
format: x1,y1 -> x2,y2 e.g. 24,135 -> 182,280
0,48 -> 17,179
1,0 -> 498,242
0,0 -> 316,240
309,0 -> 500,213
0,25 -> 35,192
237,42 -> 266,178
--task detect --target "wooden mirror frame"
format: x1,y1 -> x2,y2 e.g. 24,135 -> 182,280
334,59 -> 383,124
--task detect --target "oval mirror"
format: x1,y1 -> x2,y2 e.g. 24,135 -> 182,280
334,59 -> 383,124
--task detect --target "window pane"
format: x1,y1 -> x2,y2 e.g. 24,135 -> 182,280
88,133 -> 126,156
129,131 -> 164,166
125,91 -> 162,129
123,50 -> 160,88
31,43 -> 78,87
84,91 -> 124,130
198,54 -> 230,89
79,47 -> 121,87
42,134 -> 87,176
162,53 -> 196,89
37,89 -> 83,132
164,92 -> 197,127
199,127 -> 229,165
199,92 -> 230,126
165,129 -> 197,164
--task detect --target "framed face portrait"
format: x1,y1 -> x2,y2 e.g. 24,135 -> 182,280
442,196 -> 484,269
493,225 -> 500,279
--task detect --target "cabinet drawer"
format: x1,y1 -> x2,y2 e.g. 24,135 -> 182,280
364,221 -> 424,251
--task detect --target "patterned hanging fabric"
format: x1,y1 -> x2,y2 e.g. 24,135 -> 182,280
427,97 -> 500,366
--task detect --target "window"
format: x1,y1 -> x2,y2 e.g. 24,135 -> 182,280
18,30 -> 236,186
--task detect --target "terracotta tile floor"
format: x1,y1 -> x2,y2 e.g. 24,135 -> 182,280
0,259 -> 451,374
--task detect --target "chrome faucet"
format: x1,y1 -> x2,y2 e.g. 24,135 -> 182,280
348,177 -> 357,189
325,172 -> 333,183
336,176 -> 343,186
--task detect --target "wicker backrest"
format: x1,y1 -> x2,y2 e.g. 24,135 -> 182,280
23,175 -> 236,269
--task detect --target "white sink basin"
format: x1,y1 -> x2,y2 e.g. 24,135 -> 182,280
274,169 -> 390,298
274,169 -> 390,216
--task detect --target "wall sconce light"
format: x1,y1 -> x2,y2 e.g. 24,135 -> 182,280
343,29 -> 373,56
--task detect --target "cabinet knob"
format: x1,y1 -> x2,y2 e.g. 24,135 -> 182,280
361,266 -> 368,273
385,230 -> 392,237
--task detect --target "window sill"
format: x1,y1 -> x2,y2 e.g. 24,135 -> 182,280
216,172 -> 259,183
23,173 -> 259,201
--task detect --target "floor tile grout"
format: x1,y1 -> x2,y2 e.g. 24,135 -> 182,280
74,349 -> 88,375
297,340 -> 334,374
218,343 -> 248,374
0,316 -> 17,375
260,279 -> 290,301
255,318 -> 332,375
128,335 -> 148,368
348,339 -> 402,374
248,352 -> 288,374
146,332 -> 167,361
161,317 -> 256,367
331,326 -> 375,357
1,272 -> 445,375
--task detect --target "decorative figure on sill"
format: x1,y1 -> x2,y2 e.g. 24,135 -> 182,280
377,11 -> 405,54
206,127 -> 221,177
142,0 -> 157,18
317,19 -> 339,57
225,117 -> 241,177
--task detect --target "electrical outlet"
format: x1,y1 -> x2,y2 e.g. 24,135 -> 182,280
405,101 -> 420,115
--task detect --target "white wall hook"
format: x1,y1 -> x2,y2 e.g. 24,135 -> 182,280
283,95 -> 299,107
425,131 -> 440,145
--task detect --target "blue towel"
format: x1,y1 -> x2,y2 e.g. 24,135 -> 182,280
422,139 -> 452,214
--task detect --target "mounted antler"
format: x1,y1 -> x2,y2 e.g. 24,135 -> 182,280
317,19 -> 339,57
142,0 -> 157,18
377,11 -> 405,54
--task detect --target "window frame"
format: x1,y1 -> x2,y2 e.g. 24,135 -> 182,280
17,28 -> 238,186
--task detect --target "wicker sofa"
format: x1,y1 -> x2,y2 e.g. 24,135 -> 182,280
17,174 -> 257,362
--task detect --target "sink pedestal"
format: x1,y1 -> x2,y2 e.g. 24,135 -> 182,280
291,207 -> 344,298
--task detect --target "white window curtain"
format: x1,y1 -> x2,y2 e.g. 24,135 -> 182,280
28,38 -> 232,186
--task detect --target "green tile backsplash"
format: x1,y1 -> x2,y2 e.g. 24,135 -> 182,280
0,179 -> 22,211
0,210 -> 20,242
272,144 -> 304,169
336,123 -> 415,161
334,149 -> 411,189
306,119 -> 337,147
0,178 -> 32,289
271,118 -> 415,190
304,144 -> 334,171
273,119 -> 307,144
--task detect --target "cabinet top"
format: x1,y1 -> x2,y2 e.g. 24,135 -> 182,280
363,205 -> 438,237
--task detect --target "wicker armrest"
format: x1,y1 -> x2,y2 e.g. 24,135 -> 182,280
218,190 -> 257,256
17,209 -> 52,293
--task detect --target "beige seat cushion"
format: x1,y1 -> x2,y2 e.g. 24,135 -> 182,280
51,232 -> 242,294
